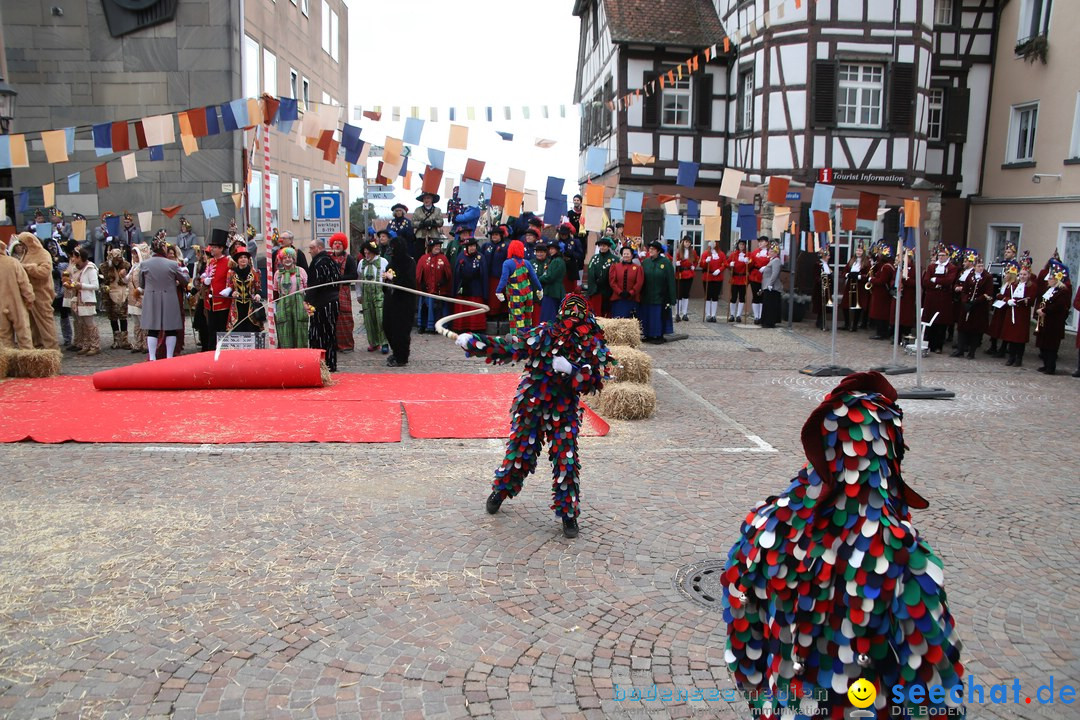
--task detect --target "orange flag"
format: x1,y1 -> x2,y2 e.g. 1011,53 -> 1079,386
767,177 -> 790,205
841,207 -> 858,232
161,205 -> 184,219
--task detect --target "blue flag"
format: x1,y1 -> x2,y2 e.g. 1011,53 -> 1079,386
149,145 -> 164,161
67,173 -> 80,193
403,117 -> 424,145
278,97 -> 299,122
92,123 -> 112,151
205,106 -> 221,135
676,161 -> 700,188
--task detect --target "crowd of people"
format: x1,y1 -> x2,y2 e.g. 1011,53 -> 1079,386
1,202 -> 1077,378
799,240 -> 1078,376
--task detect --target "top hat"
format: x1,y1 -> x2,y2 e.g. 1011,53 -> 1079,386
208,228 -> 230,247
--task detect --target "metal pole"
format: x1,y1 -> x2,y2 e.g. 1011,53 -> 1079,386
829,229 -> 840,367
913,230 -> 924,384
786,230 -> 794,330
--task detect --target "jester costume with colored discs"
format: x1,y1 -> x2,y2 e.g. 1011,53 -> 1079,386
722,372 -> 964,719
456,293 -> 614,538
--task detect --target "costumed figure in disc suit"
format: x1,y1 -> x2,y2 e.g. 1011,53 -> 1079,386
722,372 -> 964,719
455,293 -> 615,538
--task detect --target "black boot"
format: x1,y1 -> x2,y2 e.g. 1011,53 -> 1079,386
485,491 -> 504,514
562,515 -> 579,538
1073,360 -> 1080,378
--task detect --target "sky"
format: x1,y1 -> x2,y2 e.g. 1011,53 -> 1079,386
345,0 -> 582,217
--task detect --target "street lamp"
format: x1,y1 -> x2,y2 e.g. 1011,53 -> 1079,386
0,78 -> 16,134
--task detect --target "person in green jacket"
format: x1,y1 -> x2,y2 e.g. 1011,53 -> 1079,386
584,236 -> 616,318
640,240 -> 677,343
538,240 -> 566,323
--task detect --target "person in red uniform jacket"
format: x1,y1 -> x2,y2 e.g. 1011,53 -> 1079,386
200,229 -> 232,352
892,249 -> 917,337
840,244 -> 870,332
727,239 -> 750,322
673,236 -> 698,322
698,242 -> 727,322
921,246 -> 958,353
608,246 -> 643,318
988,262 -> 1017,358
999,265 -> 1036,367
950,249 -> 976,349
868,244 -> 895,339
415,237 -> 454,334
1034,263 -> 1071,375
952,255 -> 995,359
748,236 -> 771,324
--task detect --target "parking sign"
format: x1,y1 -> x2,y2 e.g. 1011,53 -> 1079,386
312,190 -> 345,247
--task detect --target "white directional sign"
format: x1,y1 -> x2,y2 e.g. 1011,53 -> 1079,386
312,190 -> 345,246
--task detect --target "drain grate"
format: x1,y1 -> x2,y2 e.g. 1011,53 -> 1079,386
673,560 -> 729,611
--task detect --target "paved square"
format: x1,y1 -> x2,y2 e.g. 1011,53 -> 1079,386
1,314 -> 1078,719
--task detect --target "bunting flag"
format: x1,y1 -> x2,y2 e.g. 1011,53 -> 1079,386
840,207 -> 858,232
67,173 -> 80,193
95,163 -> 110,190
121,153 -> 138,180
42,183 -> 54,207
767,176 -> 791,205
41,130 -> 69,164
161,204 -> 183,219
857,191 -> 880,221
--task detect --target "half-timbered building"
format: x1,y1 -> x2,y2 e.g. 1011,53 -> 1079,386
572,0 -> 729,239
574,0 -> 999,252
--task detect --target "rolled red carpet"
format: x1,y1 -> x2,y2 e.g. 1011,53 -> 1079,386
92,349 -> 327,390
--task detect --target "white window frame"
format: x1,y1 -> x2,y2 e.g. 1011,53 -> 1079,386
1070,92 -> 1080,160
321,1 -> 332,56
987,224 -> 1022,262
289,69 -> 298,99
242,35 -> 260,99
262,48 -> 277,96
301,77 -> 310,112
290,0 -> 297,5
301,0 -> 309,16
934,0 -> 954,26
321,91 -> 331,107
1017,0 -> 1052,43
303,179 -> 312,220
330,8 -> 339,62
1058,224 -> 1080,331
837,63 -> 884,130
927,88 -> 945,142
661,76 -> 692,129
291,178 -> 300,220
741,71 -> 754,131
248,169 -> 263,230
1007,102 -> 1039,163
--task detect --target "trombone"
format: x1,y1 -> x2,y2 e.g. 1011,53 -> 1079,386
848,271 -> 862,310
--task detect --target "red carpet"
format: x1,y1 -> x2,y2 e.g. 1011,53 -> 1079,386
0,373 -> 609,444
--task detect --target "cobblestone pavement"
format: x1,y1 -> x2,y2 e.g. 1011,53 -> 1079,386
1,310 -> 1078,719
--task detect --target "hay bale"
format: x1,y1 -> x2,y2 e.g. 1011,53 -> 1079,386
320,360 -> 332,386
0,350 -> 10,378
608,345 -> 652,384
5,349 -> 62,378
597,317 -> 641,348
594,382 -> 656,420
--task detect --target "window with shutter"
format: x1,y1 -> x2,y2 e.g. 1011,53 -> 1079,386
812,61 -> 838,128
944,87 -> 970,142
887,63 -> 915,133
642,72 -> 661,129
695,73 -> 714,131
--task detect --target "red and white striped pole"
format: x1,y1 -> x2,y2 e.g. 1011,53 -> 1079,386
262,124 -> 276,348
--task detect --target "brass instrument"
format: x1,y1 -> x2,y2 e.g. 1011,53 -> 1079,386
1035,298 -> 1046,334
864,261 -> 877,291
822,272 -> 833,309
847,268 -> 862,310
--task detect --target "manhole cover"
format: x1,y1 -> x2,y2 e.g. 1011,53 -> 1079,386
673,560 -> 728,611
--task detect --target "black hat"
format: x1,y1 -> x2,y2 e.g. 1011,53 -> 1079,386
427,237 -> 444,247
361,240 -> 378,255
391,203 -> 408,213
416,192 -> 440,203
523,227 -> 540,239
209,228 -> 229,247
596,236 -> 613,247
488,226 -> 506,238
648,240 -> 664,252
463,237 -> 478,246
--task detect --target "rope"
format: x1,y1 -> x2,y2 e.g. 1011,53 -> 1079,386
212,278 -> 490,362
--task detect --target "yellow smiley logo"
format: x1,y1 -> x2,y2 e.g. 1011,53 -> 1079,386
847,678 -> 877,709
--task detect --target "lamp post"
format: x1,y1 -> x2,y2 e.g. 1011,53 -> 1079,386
0,77 -> 16,225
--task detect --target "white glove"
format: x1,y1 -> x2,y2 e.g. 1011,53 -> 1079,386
220,287 -> 233,297
552,355 -> 573,375
712,269 -> 721,276
456,333 -> 472,349
537,289 -> 544,300
495,293 -> 505,302
729,261 -> 735,267
106,236 -> 114,243
1007,299 -> 1015,306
